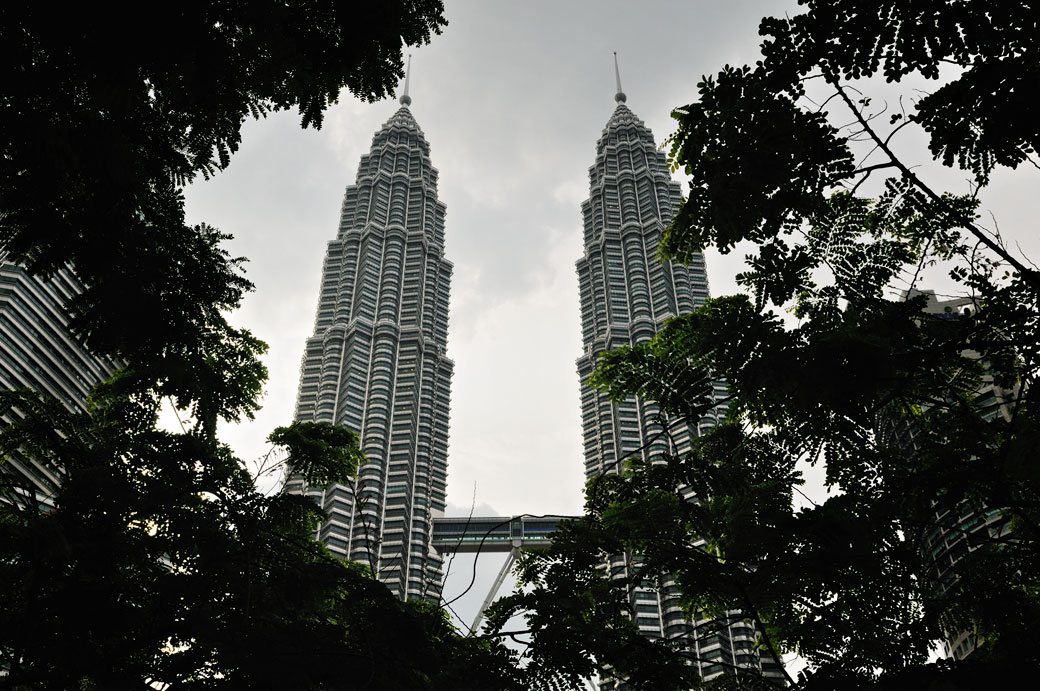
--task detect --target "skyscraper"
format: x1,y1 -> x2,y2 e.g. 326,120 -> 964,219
576,65 -> 713,483
0,259 -> 123,509
285,85 -> 452,602
890,290 -> 1016,662
575,62 -> 784,683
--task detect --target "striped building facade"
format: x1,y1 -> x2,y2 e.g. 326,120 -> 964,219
575,87 -> 784,684
0,260 -> 123,508
285,99 -> 452,602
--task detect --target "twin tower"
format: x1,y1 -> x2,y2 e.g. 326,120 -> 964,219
284,70 -> 779,681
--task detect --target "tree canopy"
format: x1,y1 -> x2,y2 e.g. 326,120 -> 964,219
0,3 -> 531,689
0,0 -> 446,431
491,2 -> 1040,689
0,385 -> 524,689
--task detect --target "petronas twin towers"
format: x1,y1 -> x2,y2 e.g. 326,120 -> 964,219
284,99 -> 452,601
286,66 -> 780,681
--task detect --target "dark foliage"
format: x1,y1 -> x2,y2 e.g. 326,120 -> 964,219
0,3 -> 532,689
0,1 -> 446,424
758,1 -> 1040,184
0,385 -> 524,689
269,420 -> 364,488
494,1 -> 1040,688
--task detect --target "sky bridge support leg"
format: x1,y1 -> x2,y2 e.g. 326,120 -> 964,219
471,541 -> 521,632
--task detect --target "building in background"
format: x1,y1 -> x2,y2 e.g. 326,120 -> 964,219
0,260 -> 123,509
285,84 -> 453,602
892,290 -> 1016,661
574,64 -> 785,684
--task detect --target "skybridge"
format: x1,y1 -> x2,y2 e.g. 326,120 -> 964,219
431,514 -> 570,554
431,514 -> 573,631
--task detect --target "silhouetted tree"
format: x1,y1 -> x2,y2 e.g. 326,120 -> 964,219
491,2 -> 1040,688
0,3 -> 529,688
0,1 -> 446,428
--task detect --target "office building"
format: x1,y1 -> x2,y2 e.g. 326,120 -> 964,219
893,290 -> 1016,661
285,86 -> 452,602
0,259 -> 123,509
575,65 -> 784,684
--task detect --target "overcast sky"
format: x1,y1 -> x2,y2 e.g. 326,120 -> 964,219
183,1 -> 1040,625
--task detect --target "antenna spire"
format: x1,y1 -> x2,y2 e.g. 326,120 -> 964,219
613,51 -> 627,104
399,53 -> 413,107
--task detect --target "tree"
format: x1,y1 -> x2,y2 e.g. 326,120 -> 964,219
490,2 -> 1040,688
0,1 -> 447,430
0,3 -> 529,688
0,387 -> 524,689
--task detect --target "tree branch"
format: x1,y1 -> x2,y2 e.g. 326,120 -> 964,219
827,74 -> 1040,295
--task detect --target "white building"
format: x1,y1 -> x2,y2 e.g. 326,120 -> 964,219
0,260 -> 123,509
575,71 -> 785,685
286,90 -> 452,602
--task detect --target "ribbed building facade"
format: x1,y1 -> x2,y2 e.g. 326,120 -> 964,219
889,291 -> 1015,662
285,99 -> 452,602
576,91 -> 784,684
0,260 -> 123,508
576,99 -> 714,477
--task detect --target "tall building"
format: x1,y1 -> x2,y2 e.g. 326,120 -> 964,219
285,86 -> 452,602
889,290 -> 1015,661
0,259 -> 123,509
575,63 -> 784,684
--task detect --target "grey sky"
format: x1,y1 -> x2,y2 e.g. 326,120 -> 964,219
183,0 -> 1040,627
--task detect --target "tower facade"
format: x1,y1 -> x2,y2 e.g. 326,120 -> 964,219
893,290 -> 1015,661
575,94 -> 712,481
575,82 -> 783,683
286,96 -> 452,602
0,260 -> 123,509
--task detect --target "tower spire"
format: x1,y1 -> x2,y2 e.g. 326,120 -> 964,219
399,53 -> 412,107
613,51 -> 627,103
